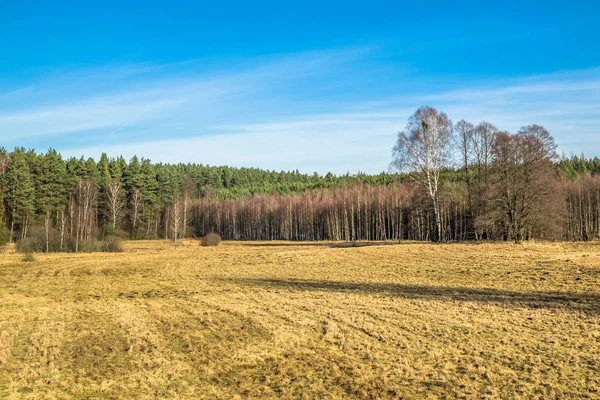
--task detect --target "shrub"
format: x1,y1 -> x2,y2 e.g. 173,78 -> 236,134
15,229 -> 123,253
103,236 -> 124,252
201,233 -> 222,247
78,237 -> 123,253
77,240 -> 101,253
21,253 -> 36,262
15,227 -> 61,253
0,221 -> 6,245
16,237 -> 45,253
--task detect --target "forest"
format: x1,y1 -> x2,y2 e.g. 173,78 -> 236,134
1,107 -> 599,251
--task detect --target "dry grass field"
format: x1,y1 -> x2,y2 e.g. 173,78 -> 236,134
0,240 -> 599,399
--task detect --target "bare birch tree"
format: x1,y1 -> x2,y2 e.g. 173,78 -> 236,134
392,106 -> 453,242
130,189 -> 142,239
106,179 -> 126,234
58,206 -> 66,250
74,179 -> 96,252
169,194 -> 183,244
181,191 -> 192,239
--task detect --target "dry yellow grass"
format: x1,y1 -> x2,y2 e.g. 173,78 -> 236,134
0,240 -> 599,399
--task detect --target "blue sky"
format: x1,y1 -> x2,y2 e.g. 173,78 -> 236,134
1,1 -> 599,174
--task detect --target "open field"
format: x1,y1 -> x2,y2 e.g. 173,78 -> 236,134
0,240 -> 599,399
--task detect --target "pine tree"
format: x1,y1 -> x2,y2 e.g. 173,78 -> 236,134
110,156 -> 127,182
0,149 -> 8,244
4,149 -> 35,241
124,156 -> 143,237
97,153 -> 112,233
124,156 -> 142,195
35,149 -> 67,252
139,159 -> 159,238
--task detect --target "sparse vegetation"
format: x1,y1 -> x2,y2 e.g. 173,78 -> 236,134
14,228 -> 123,253
201,232 -> 222,247
0,240 -> 598,398
78,236 -> 124,253
20,252 -> 35,262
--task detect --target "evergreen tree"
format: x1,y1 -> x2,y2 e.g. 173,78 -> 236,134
0,149 -> 8,244
35,149 -> 67,251
124,156 -> 142,196
124,156 -> 143,237
110,156 -> 127,182
4,149 -> 35,241
139,159 -> 159,238
97,153 -> 112,232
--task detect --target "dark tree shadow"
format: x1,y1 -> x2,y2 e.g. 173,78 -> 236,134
237,241 -> 419,248
221,277 -> 600,315
327,241 -> 421,248
236,242 -> 332,248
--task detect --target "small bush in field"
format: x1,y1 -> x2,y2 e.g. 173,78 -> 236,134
16,237 -> 45,253
79,237 -> 124,253
201,233 -> 222,247
15,228 -> 62,253
21,253 -> 36,262
103,236 -> 124,252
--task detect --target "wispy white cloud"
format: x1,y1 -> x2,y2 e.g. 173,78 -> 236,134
62,116 -> 399,174
0,47 -> 373,136
1,47 -> 599,173
421,69 -> 600,155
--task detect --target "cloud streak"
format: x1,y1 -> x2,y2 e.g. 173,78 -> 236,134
1,47 -> 599,173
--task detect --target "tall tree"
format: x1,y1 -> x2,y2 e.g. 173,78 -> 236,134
125,156 -> 143,238
97,153 -> 112,232
74,178 -> 97,251
391,106 -> 454,242
455,119 -> 475,236
105,178 -> 126,234
4,149 -> 35,241
35,149 -> 67,252
130,188 -> 143,239
139,159 -> 159,238
169,194 -> 183,244
181,190 -> 192,238
491,127 -> 560,242
473,122 -> 497,185
518,124 -> 558,158
471,121 -> 498,238
109,156 -> 127,182
0,149 -> 8,244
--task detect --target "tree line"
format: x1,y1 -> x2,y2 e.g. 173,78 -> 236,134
196,107 -> 599,243
390,107 -> 598,242
0,148 -> 399,249
0,106 -> 599,249
193,170 -> 598,243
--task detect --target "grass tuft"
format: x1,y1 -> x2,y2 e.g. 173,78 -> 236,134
21,253 -> 35,262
